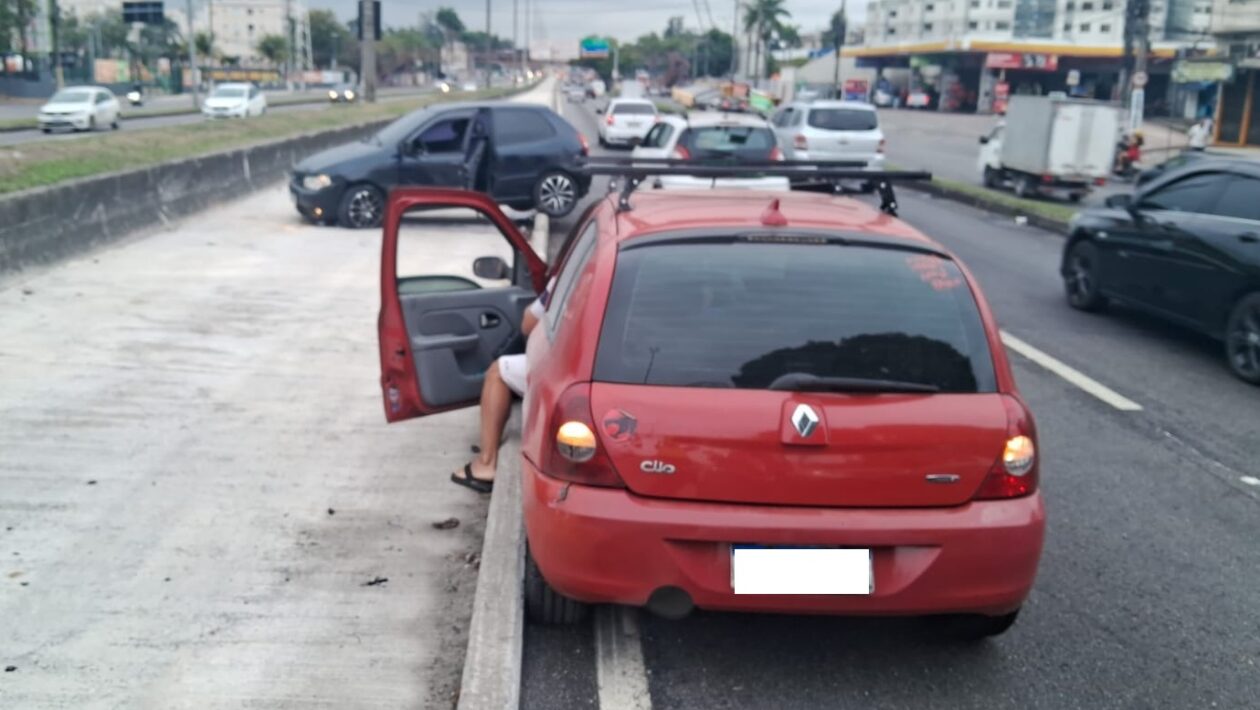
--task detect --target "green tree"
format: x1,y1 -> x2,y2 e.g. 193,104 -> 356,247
435,6 -> 465,36
194,31 -> 214,59
0,0 -> 38,54
256,34 -> 288,66
309,9 -> 354,69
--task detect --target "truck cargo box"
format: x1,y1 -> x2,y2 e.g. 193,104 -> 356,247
1000,96 -> 1121,181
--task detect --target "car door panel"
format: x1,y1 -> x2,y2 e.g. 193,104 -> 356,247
379,188 -> 547,422
490,107 -> 555,201
398,112 -> 472,190
1167,175 -> 1260,331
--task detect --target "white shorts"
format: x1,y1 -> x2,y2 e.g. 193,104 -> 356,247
498,354 -> 527,396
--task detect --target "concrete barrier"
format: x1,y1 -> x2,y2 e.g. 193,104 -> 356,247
0,118 -> 391,275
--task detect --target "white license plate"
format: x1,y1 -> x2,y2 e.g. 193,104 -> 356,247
626,121 -> 642,128
731,546 -> 872,595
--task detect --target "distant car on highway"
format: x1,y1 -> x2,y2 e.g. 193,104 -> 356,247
772,100 -> 886,169
327,84 -> 357,103
597,98 -> 659,147
564,84 -> 586,102
37,86 -> 120,133
201,83 -> 267,119
377,174 -> 1044,640
632,111 -> 789,191
906,90 -> 932,109
290,102 -> 591,227
1062,158 -> 1260,384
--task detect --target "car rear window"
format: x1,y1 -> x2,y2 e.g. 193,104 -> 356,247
679,126 -> 777,160
613,103 -> 656,115
807,108 -> 878,131
593,241 -> 996,392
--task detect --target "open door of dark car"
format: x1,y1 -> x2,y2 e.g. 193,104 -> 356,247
378,187 -> 546,422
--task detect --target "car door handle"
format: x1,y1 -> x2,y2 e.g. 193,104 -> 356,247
479,312 -> 501,329
1239,233 -> 1260,244
413,333 -> 479,351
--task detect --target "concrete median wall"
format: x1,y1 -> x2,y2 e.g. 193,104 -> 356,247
0,119 -> 391,275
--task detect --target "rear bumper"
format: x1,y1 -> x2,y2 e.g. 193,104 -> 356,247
794,151 -> 886,169
602,125 -> 651,144
523,458 -> 1045,616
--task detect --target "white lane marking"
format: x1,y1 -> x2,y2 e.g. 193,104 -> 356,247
1241,476 -> 1260,487
1000,330 -> 1144,412
595,606 -> 653,710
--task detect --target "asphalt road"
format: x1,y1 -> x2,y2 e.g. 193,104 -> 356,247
0,86 -> 435,147
521,99 -> 1260,710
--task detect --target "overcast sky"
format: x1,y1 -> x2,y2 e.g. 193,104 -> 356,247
307,0 -> 865,45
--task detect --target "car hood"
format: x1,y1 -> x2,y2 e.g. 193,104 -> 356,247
41,103 -> 90,114
204,98 -> 246,109
294,139 -> 386,175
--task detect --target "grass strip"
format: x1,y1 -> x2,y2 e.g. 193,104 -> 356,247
0,86 -> 522,195
927,174 -> 1077,225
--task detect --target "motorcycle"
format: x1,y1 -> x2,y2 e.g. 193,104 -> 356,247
126,89 -> 144,107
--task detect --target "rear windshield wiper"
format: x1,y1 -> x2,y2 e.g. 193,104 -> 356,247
768,373 -> 940,394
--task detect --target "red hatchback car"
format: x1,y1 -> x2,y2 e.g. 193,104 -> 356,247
379,183 -> 1045,639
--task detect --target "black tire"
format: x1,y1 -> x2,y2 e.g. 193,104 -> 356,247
524,547 -> 588,625
1013,175 -> 1034,199
934,610 -> 1020,641
337,184 -> 385,229
111,118 -> 120,130
1224,292 -> 1260,385
982,166 -> 1001,189
1068,192 -> 1083,203
534,170 -> 579,218
1063,239 -> 1108,312
41,127 -> 51,134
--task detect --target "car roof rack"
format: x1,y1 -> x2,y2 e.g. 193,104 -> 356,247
578,158 -> 932,216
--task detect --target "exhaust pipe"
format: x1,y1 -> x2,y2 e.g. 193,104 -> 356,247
645,586 -> 694,620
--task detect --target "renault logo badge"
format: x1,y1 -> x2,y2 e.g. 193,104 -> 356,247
791,404 -> 820,438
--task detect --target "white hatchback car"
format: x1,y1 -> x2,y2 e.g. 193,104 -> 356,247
38,86 -> 121,133
201,83 -> 268,119
631,111 -> 789,191
772,100 -> 885,168
598,98 -> 658,147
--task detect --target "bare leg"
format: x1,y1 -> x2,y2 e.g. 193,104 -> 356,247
469,359 -> 512,482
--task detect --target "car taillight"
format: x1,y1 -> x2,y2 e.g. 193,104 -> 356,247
672,145 -> 691,160
769,147 -> 785,161
974,396 -> 1038,500
793,133 -> 808,150
877,138 -> 886,154
654,115 -> 661,124
542,383 -> 625,488
606,113 -> 615,126
1041,173 -> 1055,184
1094,177 -> 1106,186
578,132 -> 589,156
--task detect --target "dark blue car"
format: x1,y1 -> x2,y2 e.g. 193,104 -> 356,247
291,102 -> 590,228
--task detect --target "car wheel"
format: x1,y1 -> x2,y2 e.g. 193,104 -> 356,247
1013,175 -> 1034,199
1224,293 -> 1260,385
337,184 -> 385,229
1063,240 -> 1108,312
524,547 -> 588,625
1068,192 -> 1083,203
111,117 -> 120,130
933,609 -> 1020,641
534,170 -> 578,218
982,166 -> 1000,189
41,127 -> 51,134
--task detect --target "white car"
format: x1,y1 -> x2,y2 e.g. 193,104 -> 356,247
201,83 -> 267,119
631,111 -> 789,191
771,100 -> 886,169
598,98 -> 659,148
37,86 -> 120,133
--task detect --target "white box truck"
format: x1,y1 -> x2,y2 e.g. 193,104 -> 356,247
977,95 -> 1121,202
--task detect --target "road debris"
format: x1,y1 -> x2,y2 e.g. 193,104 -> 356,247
432,517 -> 460,530
361,576 -> 388,587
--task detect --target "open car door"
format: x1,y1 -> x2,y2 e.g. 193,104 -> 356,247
379,188 -> 546,422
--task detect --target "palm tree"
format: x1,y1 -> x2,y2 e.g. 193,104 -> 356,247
741,0 -> 790,81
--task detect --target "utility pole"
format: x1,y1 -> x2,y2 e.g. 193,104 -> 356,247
1120,0 -> 1150,130
831,0 -> 847,98
731,0 -> 739,78
361,0 -> 376,102
514,0 -> 522,78
484,0 -> 491,88
187,0 -> 199,108
51,0 -> 64,88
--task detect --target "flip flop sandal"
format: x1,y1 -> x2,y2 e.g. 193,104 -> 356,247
450,463 -> 494,494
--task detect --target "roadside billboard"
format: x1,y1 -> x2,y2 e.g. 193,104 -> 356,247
579,38 -> 610,59
985,52 -> 1059,72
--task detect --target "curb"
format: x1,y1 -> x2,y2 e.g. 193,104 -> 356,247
899,179 -> 1072,235
454,213 -> 548,710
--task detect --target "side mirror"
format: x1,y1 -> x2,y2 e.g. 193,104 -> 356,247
978,136 -> 989,145
1104,193 -> 1133,210
473,256 -> 510,280
595,108 -> 604,114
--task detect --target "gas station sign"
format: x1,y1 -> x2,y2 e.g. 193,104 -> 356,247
985,52 -> 1059,71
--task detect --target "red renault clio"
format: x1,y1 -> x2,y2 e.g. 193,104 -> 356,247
379,174 -> 1045,640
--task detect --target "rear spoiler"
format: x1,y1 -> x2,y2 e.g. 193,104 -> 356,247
577,157 -> 932,216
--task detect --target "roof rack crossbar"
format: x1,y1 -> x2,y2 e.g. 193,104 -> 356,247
583,164 -> 931,217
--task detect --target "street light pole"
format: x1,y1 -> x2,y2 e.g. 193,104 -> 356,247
485,0 -> 491,89
186,0 -> 199,108
361,0 -> 376,102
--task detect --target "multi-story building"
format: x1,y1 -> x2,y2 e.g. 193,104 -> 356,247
857,0 -> 1216,113
1210,0 -> 1260,145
